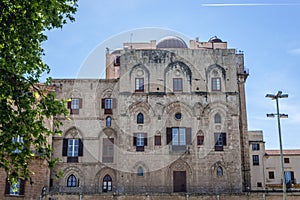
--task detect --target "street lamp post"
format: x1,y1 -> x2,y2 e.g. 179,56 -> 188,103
266,91 -> 288,200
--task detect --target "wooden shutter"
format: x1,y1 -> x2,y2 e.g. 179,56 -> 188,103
155,136 -> 161,146
19,179 -> 25,195
112,98 -> 116,108
222,133 -> 227,145
214,133 -> 219,145
144,133 -> 147,146
101,99 -> 105,109
133,134 -> 137,146
5,179 -> 10,194
62,139 -> 68,156
291,171 -> 295,181
78,139 -> 83,156
166,128 -> 172,144
186,128 -> 192,145
67,101 -> 71,109
79,98 -> 83,109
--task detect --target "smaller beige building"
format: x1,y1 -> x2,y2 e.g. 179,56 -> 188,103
249,131 -> 300,191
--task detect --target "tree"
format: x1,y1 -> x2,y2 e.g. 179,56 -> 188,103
0,0 -> 78,183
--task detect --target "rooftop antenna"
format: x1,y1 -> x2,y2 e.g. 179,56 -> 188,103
130,33 -> 133,49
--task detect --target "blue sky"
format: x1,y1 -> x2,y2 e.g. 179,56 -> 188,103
43,0 -> 300,149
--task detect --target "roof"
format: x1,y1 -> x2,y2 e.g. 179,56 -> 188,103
265,150 -> 300,156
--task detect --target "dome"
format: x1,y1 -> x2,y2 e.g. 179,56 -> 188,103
111,48 -> 122,54
209,36 -> 223,43
156,36 -> 188,48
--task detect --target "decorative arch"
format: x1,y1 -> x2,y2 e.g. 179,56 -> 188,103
62,166 -> 84,187
129,64 -> 150,93
164,61 -> 192,83
206,64 -> 226,79
63,127 -> 83,138
211,161 -> 226,178
164,101 -> 194,117
94,167 -> 117,192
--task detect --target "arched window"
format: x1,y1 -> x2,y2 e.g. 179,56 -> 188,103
102,175 -> 112,192
137,166 -> 144,176
137,113 -> 144,124
67,174 -> 77,187
214,113 -> 221,124
217,166 -> 223,176
106,116 -> 111,127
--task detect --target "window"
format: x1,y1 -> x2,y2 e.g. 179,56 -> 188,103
197,135 -> 204,145
62,138 -> 83,162
175,113 -> 182,120
137,167 -> 144,176
135,78 -> 144,92
102,138 -> 114,163
68,139 -> 79,157
103,175 -> 112,192
114,56 -> 120,66
106,116 -> 111,127
217,166 -> 223,176
5,179 -> 25,196
214,133 -> 226,151
212,78 -> 221,91
105,99 -> 112,109
166,127 -> 192,151
173,78 -> 183,91
269,171 -> 275,179
101,98 -> 115,114
155,135 -> 161,146
214,113 -> 221,123
257,182 -> 262,187
137,113 -> 144,124
133,133 -> 147,152
252,143 -> 260,151
67,98 -> 82,114
285,171 -> 295,185
172,128 -> 186,145
12,135 -> 23,153
253,155 -> 259,165
67,175 -> 77,187
284,158 -> 290,164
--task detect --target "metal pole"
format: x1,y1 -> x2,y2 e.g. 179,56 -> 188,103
276,97 -> 286,200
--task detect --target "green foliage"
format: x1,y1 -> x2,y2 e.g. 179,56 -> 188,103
0,0 -> 77,183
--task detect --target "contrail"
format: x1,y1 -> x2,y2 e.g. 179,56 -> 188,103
201,3 -> 300,7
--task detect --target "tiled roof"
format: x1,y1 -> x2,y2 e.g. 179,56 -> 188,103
265,149 -> 300,156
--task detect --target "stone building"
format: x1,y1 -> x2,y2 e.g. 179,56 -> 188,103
50,35 -> 250,195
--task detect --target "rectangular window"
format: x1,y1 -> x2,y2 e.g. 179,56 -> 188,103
253,155 -> 259,165
102,138 -> 114,163
68,139 -> 79,157
133,133 -> 147,152
102,98 -> 114,114
212,78 -> 221,91
172,128 -> 186,145
67,98 -> 82,114
105,99 -> 112,109
284,158 -> 290,163
214,133 -> 226,151
252,143 -> 260,151
257,182 -> 262,187
135,78 -> 144,92
197,136 -> 204,145
5,178 -> 25,196
269,171 -> 275,179
62,138 -> 83,162
173,78 -> 183,91
12,135 -> 23,153
71,98 -> 79,109
155,135 -> 161,146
